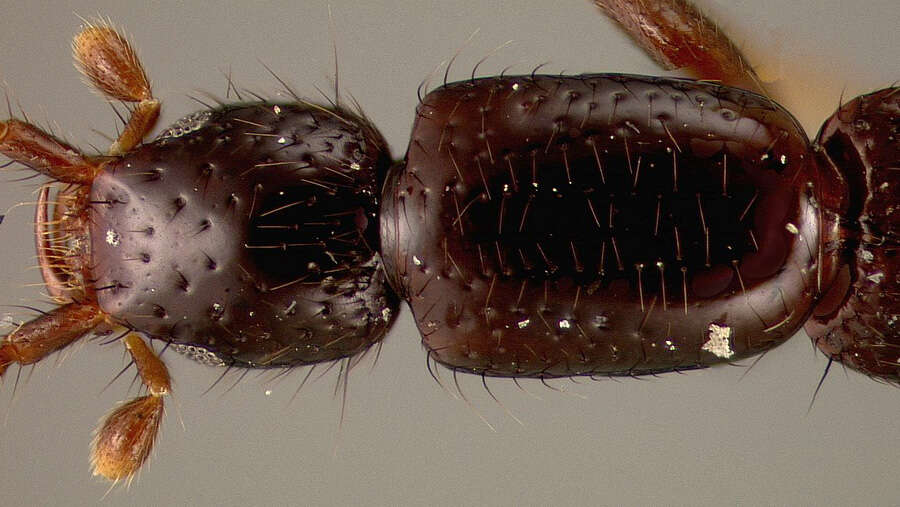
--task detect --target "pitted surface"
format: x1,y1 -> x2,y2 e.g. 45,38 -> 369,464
382,74 -> 837,376
91,102 -> 397,367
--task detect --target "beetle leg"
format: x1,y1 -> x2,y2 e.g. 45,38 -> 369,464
591,0 -> 766,95
0,301 -> 104,376
72,21 -> 160,155
91,333 -> 170,482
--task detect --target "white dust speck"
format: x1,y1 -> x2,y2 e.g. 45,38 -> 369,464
105,229 -> 120,246
592,315 -> 609,328
867,272 -> 885,284
702,323 -> 734,359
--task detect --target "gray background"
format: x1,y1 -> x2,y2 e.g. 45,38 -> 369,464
0,1 -> 897,505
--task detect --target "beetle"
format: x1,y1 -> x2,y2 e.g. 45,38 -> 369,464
0,0 -> 896,504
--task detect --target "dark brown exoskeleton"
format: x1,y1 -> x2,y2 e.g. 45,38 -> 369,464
382,73 -> 838,376
0,0 -> 896,483
381,0 -> 897,381
0,23 -> 397,481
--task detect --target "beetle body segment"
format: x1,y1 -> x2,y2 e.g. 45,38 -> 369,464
89,103 -> 398,367
382,74 -> 841,376
806,87 -> 900,377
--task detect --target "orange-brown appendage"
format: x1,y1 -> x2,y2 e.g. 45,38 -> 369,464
73,22 -> 160,155
91,394 -> 164,481
123,333 -> 171,396
109,98 -> 160,156
91,334 -> 170,481
0,119 -> 99,184
73,24 -> 151,103
592,0 -> 766,95
0,302 -> 103,376
1,18 -> 171,484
